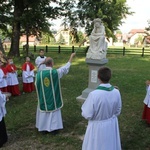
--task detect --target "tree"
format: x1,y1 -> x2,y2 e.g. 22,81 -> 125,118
0,0 -> 64,57
145,19 -> 150,35
63,0 -> 133,39
134,35 -> 143,47
57,33 -> 65,44
77,31 -> 85,44
70,27 -> 78,44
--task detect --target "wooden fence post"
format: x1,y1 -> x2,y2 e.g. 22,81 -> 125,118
34,45 -> 36,52
58,45 -> 61,53
46,45 -> 48,53
142,47 -> 144,57
72,46 -> 74,53
123,47 -> 125,56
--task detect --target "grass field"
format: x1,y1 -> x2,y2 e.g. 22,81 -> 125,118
2,52 -> 150,150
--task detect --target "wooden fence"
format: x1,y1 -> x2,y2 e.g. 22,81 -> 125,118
22,45 -> 150,57
107,47 -> 150,56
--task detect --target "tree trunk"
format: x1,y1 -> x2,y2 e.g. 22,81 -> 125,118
0,39 -> 4,53
8,22 -> 20,57
8,0 -> 24,57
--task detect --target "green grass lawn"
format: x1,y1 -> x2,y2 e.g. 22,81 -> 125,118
2,52 -> 150,150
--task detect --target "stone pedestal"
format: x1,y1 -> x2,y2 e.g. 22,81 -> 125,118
76,58 -> 108,102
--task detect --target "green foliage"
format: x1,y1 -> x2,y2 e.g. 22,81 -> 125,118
64,0 -> 133,38
134,35 -> 143,45
0,0 -> 65,56
57,33 -> 65,45
77,31 -> 85,44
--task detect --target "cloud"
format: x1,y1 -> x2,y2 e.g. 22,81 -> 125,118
119,0 -> 150,33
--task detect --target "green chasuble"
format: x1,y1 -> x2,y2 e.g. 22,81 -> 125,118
96,85 -> 114,91
35,69 -> 63,112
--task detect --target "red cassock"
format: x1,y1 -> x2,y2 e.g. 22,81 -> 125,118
22,62 -> 35,93
142,105 -> 150,124
142,86 -> 150,124
5,64 -> 21,96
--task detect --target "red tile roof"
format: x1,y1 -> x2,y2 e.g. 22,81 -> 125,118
129,29 -> 145,34
20,35 -> 36,42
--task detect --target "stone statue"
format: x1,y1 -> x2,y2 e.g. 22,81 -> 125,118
86,18 -> 108,60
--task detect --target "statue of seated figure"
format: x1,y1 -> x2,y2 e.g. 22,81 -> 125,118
86,18 -> 108,60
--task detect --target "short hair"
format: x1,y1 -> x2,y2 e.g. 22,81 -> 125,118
26,56 -> 30,61
7,57 -> 13,60
39,49 -> 44,52
45,57 -> 53,66
98,66 -> 111,83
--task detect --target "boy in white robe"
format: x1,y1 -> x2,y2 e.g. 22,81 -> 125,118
0,91 -> 9,148
22,57 -> 35,93
81,66 -> 122,150
35,49 -> 46,71
35,53 -> 76,133
6,58 -> 21,96
0,60 -> 7,92
142,80 -> 150,124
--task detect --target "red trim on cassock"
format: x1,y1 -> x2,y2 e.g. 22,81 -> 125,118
5,64 -> 17,72
0,87 -> 8,92
1,66 -> 7,75
23,83 -> 35,93
7,85 -> 20,96
142,104 -> 150,124
22,62 -> 35,71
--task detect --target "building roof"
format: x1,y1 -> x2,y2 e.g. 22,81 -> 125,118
128,29 -> 146,38
20,35 -> 36,42
129,29 -> 145,34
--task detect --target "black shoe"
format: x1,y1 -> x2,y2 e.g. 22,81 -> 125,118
50,130 -> 59,135
0,144 -> 3,148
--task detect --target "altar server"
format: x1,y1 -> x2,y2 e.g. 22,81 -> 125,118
22,57 -> 35,93
142,80 -> 150,124
0,60 -> 7,92
0,91 -> 9,148
81,66 -> 122,150
35,49 -> 46,71
6,58 -> 21,96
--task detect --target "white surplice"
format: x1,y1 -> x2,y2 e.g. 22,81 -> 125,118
22,64 -> 34,83
0,91 -> 6,121
0,69 -> 7,88
81,83 -> 122,150
7,72 -> 19,86
143,85 -> 150,108
36,62 -> 71,132
35,56 -> 46,71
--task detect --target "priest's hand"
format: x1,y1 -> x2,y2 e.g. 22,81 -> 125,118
68,53 -> 76,63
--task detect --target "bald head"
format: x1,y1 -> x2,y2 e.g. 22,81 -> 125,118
45,57 -> 53,67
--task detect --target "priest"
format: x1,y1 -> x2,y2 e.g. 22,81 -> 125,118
35,53 -> 76,133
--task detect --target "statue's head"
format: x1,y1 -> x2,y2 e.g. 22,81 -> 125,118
93,18 -> 102,24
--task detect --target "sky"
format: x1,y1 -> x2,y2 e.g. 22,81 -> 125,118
51,0 -> 150,33
119,0 -> 150,33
